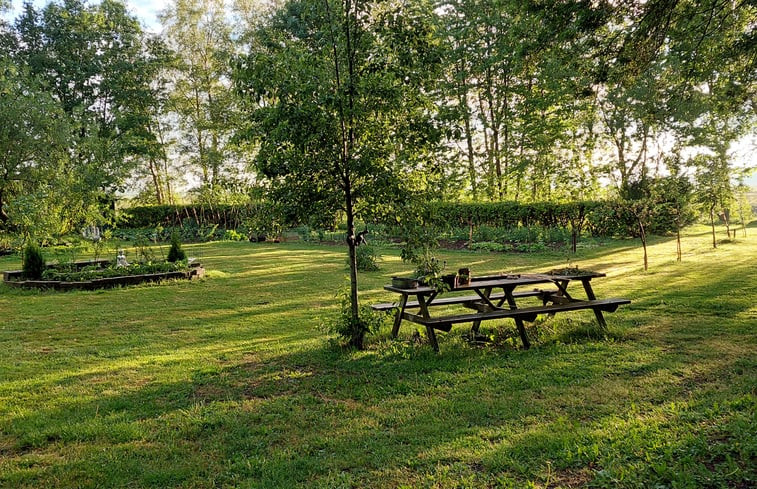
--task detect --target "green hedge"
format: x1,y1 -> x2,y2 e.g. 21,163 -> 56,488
422,200 -> 690,237
424,201 -> 602,229
121,200 -> 691,238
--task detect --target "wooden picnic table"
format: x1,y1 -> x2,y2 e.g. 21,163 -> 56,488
374,272 -> 630,352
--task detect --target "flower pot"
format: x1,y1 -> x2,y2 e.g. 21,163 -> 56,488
442,274 -> 457,288
392,276 -> 419,289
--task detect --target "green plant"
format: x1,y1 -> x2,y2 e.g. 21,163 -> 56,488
40,261 -> 186,282
320,287 -> 390,346
222,229 -> 244,241
133,237 -> 156,263
354,244 -> 380,272
22,242 -> 46,279
167,233 -> 187,262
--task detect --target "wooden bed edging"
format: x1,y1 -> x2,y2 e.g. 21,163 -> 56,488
3,267 -> 204,291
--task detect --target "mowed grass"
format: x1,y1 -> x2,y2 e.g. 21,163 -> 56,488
0,225 -> 755,488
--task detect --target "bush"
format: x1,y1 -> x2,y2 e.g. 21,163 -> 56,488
354,244 -> 380,271
167,233 -> 187,262
320,287 -> 390,348
22,242 -> 46,279
222,229 -> 244,241
121,204 -> 264,229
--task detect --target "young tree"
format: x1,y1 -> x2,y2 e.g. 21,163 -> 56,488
693,154 -> 732,249
235,0 -> 443,348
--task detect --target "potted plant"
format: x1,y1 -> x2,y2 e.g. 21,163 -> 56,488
456,267 -> 471,287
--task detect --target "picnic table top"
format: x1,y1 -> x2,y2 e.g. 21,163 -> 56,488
384,271 -> 606,294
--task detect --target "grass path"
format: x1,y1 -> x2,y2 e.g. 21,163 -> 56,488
0,225 -> 755,488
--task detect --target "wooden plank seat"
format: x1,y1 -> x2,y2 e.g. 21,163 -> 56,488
403,298 -> 631,331
370,289 -> 557,312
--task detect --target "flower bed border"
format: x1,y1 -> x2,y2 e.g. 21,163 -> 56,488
3,260 -> 204,291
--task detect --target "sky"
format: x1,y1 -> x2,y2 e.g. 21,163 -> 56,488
3,0 -> 169,32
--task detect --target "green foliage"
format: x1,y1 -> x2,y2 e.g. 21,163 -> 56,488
167,233 -> 187,263
21,242 -> 45,279
122,204 -> 264,229
4,0 -> 162,237
222,229 -> 244,241
354,244 -> 380,272
40,262 -> 186,282
320,287 -> 390,345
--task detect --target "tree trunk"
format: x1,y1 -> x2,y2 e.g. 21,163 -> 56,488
148,157 -> 164,204
676,226 -> 682,262
639,218 -> 648,271
0,187 -> 8,225
457,63 -> 477,201
710,205 -> 717,249
344,181 -> 362,349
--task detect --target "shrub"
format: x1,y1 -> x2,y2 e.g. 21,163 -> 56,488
22,242 -> 46,279
222,229 -> 244,241
354,244 -> 380,272
320,287 -> 390,348
167,233 -> 187,262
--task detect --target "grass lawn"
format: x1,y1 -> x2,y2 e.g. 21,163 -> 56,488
0,225 -> 755,488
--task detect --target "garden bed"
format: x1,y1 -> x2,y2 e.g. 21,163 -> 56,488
3,260 -> 204,291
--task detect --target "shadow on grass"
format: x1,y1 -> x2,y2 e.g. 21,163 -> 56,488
3,305 -> 754,488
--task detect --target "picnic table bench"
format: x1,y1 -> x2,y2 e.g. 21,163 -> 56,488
373,271 -> 630,352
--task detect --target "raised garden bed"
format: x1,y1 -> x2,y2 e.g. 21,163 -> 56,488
3,260 -> 204,291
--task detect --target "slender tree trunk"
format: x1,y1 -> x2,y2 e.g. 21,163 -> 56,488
477,93 -> 494,199
462,92 -> 477,201
0,187 -> 8,224
710,205 -> 717,248
485,68 -> 502,200
639,217 -> 648,271
455,61 -> 477,201
676,226 -> 682,262
148,158 -> 164,204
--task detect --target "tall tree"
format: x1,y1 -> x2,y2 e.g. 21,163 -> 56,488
0,56 -> 70,231
11,0 -> 163,223
161,0 -> 242,198
235,0 -> 443,348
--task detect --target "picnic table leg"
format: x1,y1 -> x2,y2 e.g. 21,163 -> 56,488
471,287 -> 493,334
418,293 -> 440,352
504,286 -> 531,349
581,279 -> 608,330
391,294 -> 408,338
471,319 -> 482,334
